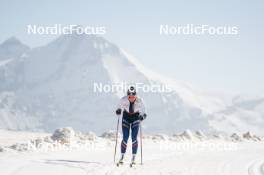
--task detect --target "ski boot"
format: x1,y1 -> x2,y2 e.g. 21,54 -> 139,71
129,155 -> 136,167
116,154 -> 124,167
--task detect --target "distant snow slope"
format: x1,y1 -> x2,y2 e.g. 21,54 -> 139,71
0,92 -> 41,131
0,34 -> 263,134
0,37 -> 29,61
209,95 -> 264,134
0,59 -> 12,67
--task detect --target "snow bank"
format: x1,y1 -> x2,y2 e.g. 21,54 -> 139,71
230,133 -> 242,141
50,127 -> 98,143
100,130 -> 121,140
211,133 -> 225,139
171,130 -> 207,141
242,131 -> 262,141
180,130 -> 195,140
6,127 -> 99,152
229,132 -> 263,142
142,134 -> 169,142
195,130 -> 207,139
51,127 -> 75,143
76,131 -> 97,141
2,128 -> 263,153
100,129 -> 263,143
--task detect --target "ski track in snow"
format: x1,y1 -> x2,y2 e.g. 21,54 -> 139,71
248,160 -> 264,175
1,142 -> 264,175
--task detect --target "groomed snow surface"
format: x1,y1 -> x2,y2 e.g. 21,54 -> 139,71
0,128 -> 264,175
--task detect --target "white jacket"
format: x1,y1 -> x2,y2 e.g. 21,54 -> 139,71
117,96 -> 145,115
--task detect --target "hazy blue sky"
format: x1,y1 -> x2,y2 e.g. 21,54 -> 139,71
0,0 -> 264,95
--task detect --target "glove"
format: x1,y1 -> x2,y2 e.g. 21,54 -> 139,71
116,108 -> 122,115
139,113 -> 147,121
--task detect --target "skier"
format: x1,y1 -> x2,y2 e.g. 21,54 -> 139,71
115,86 -> 147,166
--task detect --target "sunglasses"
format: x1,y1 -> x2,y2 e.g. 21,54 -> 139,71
128,92 -> 136,96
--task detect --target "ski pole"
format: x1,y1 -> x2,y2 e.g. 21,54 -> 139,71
114,115 -> 120,163
140,122 -> 143,165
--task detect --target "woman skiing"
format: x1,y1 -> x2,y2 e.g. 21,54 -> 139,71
115,86 -> 147,166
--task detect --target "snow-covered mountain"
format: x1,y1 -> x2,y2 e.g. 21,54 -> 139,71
0,34 -> 263,134
209,95 -> 264,134
0,37 -> 29,61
